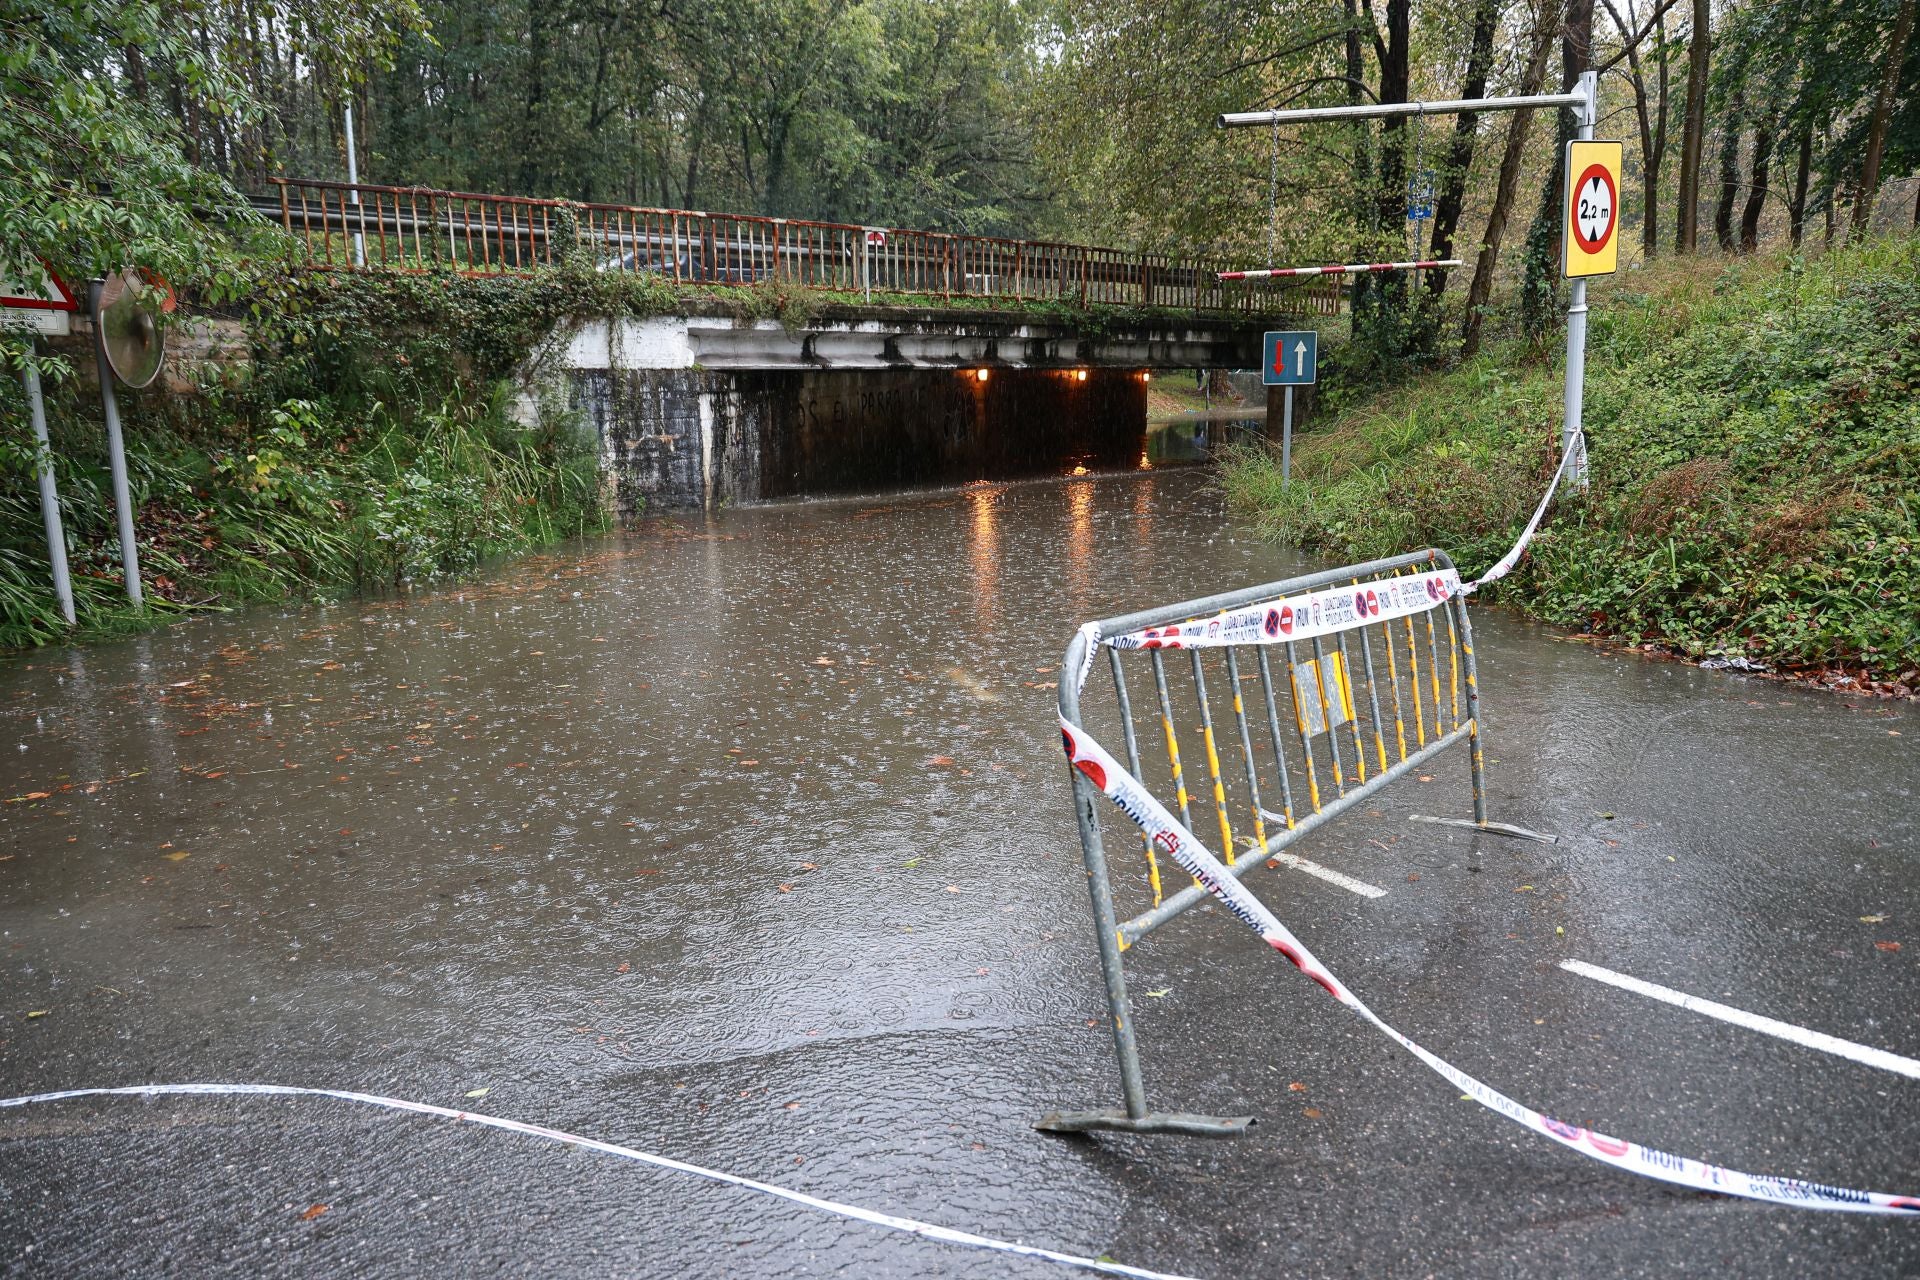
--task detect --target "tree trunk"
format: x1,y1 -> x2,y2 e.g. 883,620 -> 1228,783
1649,0 -> 1670,256
1739,115 -> 1773,251
1602,0 -> 1668,257
1674,0 -> 1712,251
1852,0 -> 1918,235
1789,119 -> 1813,246
1713,90 -> 1742,251
1425,0 -> 1499,302
1460,0 -> 1563,357
1344,0 -> 1378,323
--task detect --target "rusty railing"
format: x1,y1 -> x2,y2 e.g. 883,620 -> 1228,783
264,178 -> 1344,317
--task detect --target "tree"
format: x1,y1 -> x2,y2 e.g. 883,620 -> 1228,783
1853,0 -> 1918,233
1424,0 -> 1500,301
1600,0 -> 1675,256
1461,0 -> 1563,357
1673,0 -> 1711,251
0,0 -> 422,370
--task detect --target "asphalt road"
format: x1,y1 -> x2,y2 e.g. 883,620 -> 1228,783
1,468 -> 1914,1277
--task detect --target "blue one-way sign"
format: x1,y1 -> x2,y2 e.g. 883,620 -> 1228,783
1263,330 -> 1317,385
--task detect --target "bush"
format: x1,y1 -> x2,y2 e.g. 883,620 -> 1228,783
1221,240 -> 1920,686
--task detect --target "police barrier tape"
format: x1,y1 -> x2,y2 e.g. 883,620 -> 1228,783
0,1083 -> 1201,1280
1055,683 -> 1920,1214
1106,567 -> 1464,654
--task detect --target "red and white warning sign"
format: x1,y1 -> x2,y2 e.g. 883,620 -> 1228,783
1,260 -> 79,336
1563,140 -> 1622,278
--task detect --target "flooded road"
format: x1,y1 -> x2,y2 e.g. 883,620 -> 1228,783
1,468 -> 1915,1277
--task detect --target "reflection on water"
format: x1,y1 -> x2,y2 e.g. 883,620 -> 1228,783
1139,416 -> 1265,468
966,481 -> 999,626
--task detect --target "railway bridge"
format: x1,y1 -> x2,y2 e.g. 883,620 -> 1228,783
263,178 -> 1340,510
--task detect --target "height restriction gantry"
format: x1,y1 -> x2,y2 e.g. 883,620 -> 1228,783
1218,71 -> 1606,488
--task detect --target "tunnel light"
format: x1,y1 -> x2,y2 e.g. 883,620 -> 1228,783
975,368 -> 990,382
1141,371 -> 1152,382
1075,369 -> 1089,382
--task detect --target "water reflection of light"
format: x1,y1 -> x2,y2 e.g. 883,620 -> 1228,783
1065,478 -> 1094,611
967,484 -> 999,625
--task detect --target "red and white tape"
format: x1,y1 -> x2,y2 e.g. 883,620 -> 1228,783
1217,258 -> 1462,282
1058,643 -> 1919,1214
1106,567 -> 1463,653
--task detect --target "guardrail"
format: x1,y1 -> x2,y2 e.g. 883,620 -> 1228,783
263,178 -> 1342,316
1043,550 -> 1551,1137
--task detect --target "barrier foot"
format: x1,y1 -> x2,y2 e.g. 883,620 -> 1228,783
1035,1109 -> 1255,1139
1408,815 -> 1559,844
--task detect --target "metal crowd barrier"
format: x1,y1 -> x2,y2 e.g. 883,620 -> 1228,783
1042,548 -> 1550,1138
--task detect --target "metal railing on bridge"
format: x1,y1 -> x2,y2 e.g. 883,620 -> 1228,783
264,178 -> 1342,317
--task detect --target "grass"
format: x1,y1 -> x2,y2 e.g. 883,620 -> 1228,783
1220,239 -> 1919,690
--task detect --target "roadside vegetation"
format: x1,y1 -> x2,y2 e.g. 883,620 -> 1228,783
1221,241 -> 1919,692
0,268 -> 612,648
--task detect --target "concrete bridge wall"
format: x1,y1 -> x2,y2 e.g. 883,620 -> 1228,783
543,304 -> 1280,511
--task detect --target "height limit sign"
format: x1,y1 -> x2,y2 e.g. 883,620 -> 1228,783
1563,140 -> 1622,278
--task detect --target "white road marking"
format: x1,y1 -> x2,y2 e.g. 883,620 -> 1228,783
1560,959 -> 1920,1081
1264,849 -> 1388,899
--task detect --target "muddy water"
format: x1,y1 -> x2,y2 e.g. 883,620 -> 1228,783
1,467 -> 1914,1278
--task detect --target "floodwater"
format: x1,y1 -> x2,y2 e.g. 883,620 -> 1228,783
0,467 -> 1914,1278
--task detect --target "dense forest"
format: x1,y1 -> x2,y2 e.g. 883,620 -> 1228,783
4,0 -> 1914,359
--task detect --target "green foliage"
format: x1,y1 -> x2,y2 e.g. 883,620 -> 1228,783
0,1 -> 426,379
1222,241 -> 1920,682
0,267 -> 610,648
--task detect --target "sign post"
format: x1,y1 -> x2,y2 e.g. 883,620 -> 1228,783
1560,83 -> 1616,491
2,263 -> 79,624
1220,73 -> 1609,492
863,229 -> 886,302
1262,330 -> 1318,484
88,278 -> 143,606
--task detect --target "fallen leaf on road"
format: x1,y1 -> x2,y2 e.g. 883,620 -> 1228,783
1288,1082 -> 1306,1092
26,1010 -> 48,1018
163,851 -> 190,861
464,1088 -> 490,1098
1302,1107 -> 1322,1119
301,1204 -> 328,1221
1861,915 -> 1889,924
928,755 -> 956,767
1875,941 -> 1902,952
778,883 -> 793,893
1144,988 -> 1172,998
812,657 -> 834,667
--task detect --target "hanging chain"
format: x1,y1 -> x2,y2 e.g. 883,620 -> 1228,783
1407,110 -> 1423,258
1268,117 -> 1281,266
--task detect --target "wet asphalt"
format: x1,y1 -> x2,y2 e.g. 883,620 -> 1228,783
0,466 -> 1915,1278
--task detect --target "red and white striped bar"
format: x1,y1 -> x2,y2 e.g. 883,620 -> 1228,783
1217,257 -> 1462,281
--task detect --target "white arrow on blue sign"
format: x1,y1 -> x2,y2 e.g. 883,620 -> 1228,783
1262,330 -> 1317,386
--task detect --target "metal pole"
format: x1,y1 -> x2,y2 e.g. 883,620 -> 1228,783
1562,71 -> 1597,490
1282,385 -> 1294,486
87,279 -> 143,606
21,350 -> 74,625
1219,91 -> 1586,129
344,99 -> 366,268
